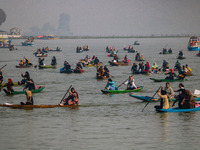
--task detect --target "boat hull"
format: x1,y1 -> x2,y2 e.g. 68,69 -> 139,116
150,78 -> 187,82
39,65 -> 56,69
60,68 -> 73,73
101,86 -> 143,94
188,46 -> 200,51
156,106 -> 200,112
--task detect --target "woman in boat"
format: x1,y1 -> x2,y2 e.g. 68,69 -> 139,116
164,82 -> 175,99
51,56 -> 57,66
61,88 -> 79,105
142,62 -> 150,73
18,71 -> 30,85
124,76 -> 137,90
153,87 -> 169,109
38,58 -> 45,66
181,90 -> 195,109
105,78 -> 117,90
172,83 -> 186,108
23,79 -> 35,91
19,59 -> 24,66
131,63 -> 138,73
151,62 -> 159,73
165,69 -> 176,80
20,90 -> 34,105
162,60 -> 169,71
0,69 -> 3,84
123,55 -> 129,63
3,78 -> 14,94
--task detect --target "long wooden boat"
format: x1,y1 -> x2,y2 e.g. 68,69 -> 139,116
132,71 -> 149,75
73,69 -> 84,73
49,49 -> 62,52
150,78 -> 187,82
177,56 -> 185,59
101,86 -> 143,94
156,105 -> 200,112
129,94 -> 200,102
39,65 -> 56,69
36,54 -> 48,57
0,103 -> 79,109
109,61 -> 129,66
4,86 -> 45,95
60,68 -> 73,73
16,64 -> 33,68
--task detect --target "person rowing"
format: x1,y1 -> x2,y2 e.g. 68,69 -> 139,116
153,87 -> 169,109
51,56 -> 57,66
60,88 -> 79,105
3,78 -> 14,94
63,61 -> 71,70
138,62 -> 144,72
174,60 -> 181,70
172,83 -> 185,108
19,59 -> 25,66
142,62 -> 150,73
97,66 -> 106,77
24,57 -> 32,66
18,71 -> 30,85
76,62 -> 83,70
123,75 -> 137,90
103,65 -> 110,77
23,79 -> 35,91
20,90 -> 33,105
38,58 -> 45,66
93,57 -> 100,65
105,78 -> 118,90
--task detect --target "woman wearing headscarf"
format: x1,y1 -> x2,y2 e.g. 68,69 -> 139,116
3,78 -> 14,94
151,62 -> 159,73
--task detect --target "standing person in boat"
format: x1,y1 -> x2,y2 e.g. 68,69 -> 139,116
164,82 -> 175,99
123,76 -> 137,90
3,78 -> 14,94
105,78 -> 117,90
18,71 -> 30,85
51,56 -> 57,66
180,90 -> 195,109
61,88 -> 79,105
20,90 -> 34,105
151,62 -> 159,73
153,87 -> 169,109
131,63 -> 138,73
0,69 -> 3,84
23,79 -> 35,91
172,83 -> 186,108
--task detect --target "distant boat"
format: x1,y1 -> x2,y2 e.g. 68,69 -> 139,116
37,34 -> 59,40
188,36 -> 200,51
133,41 -> 140,45
22,36 -> 35,46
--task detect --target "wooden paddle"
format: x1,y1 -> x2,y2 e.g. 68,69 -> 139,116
117,75 -> 133,89
141,86 -> 162,112
0,64 -> 7,70
60,85 -> 72,104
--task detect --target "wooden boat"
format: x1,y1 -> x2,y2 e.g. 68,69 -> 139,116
132,71 -> 149,75
76,50 -> 83,53
128,49 -> 136,53
156,105 -> 200,112
60,68 -> 73,73
109,61 -> 129,66
21,41 -> 34,46
85,63 -> 102,67
133,41 -> 140,45
150,78 -> 187,82
188,36 -> 200,51
36,54 -> 48,57
129,94 -> 200,102
73,69 -> 84,73
49,49 -> 62,52
96,75 -> 108,79
107,54 -> 116,57
0,103 -> 79,109
177,56 -> 185,59
4,86 -> 45,95
39,65 -> 56,69
16,64 -> 33,68
101,86 -> 143,94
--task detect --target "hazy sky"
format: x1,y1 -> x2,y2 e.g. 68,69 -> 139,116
1,0 -> 200,36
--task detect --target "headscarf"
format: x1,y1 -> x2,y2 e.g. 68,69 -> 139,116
152,62 -> 158,68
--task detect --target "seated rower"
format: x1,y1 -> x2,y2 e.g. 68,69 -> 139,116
51,56 -> 57,66
162,60 -> 169,71
64,62 -> 71,70
123,55 -> 129,63
153,87 -> 169,109
97,66 -> 105,77
38,58 -> 45,66
165,69 -> 176,80
61,88 -> 79,105
103,65 -> 110,77
113,55 -> 119,62
138,62 -> 144,72
174,60 -> 181,70
18,71 -> 30,85
151,62 -> 159,73
24,57 -> 32,66
186,64 -> 192,74
142,62 -> 150,73
131,63 -> 138,73
172,83 -> 186,108
123,76 -> 137,90
20,90 -> 34,105
3,78 -> 14,94
163,48 -> 167,54
23,79 -> 35,91
105,78 -> 117,90
168,48 -> 172,53
93,57 -> 100,65
19,59 -> 25,66
76,62 -> 83,70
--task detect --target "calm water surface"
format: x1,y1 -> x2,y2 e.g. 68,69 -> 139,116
0,38 -> 200,150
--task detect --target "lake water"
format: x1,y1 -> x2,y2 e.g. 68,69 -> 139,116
0,37 -> 200,150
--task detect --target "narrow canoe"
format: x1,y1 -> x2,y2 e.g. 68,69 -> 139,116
60,68 -> 73,73
73,69 -> 84,73
129,94 -> 200,102
49,49 -> 62,52
156,106 -> 200,112
101,86 -> 143,94
109,61 -> 129,66
96,75 -> 108,79
150,78 -> 187,82
85,63 -> 102,67
177,56 -> 186,59
0,103 -> 79,109
39,65 -> 57,69
4,86 -> 45,95
16,65 -> 33,68
36,54 -> 48,57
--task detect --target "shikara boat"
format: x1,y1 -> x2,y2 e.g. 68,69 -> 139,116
0,103 -> 79,109
4,86 -> 45,95
150,78 -> 187,82
101,86 -> 143,94
39,65 -> 56,69
129,94 -> 200,102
